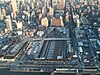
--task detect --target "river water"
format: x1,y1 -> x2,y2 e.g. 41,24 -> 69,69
0,69 -> 99,75
0,69 -> 50,75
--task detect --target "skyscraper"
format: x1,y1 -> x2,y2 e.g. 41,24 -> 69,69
51,16 -> 64,27
17,21 -> 23,30
5,15 -> 12,30
2,8 -> 6,17
0,8 -> 3,20
41,17 -> 48,27
11,0 -> 18,18
48,6 -> 54,16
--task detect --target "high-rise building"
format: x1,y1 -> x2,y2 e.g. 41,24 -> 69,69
51,16 -> 64,27
39,13 -> 43,20
27,5 -> 30,12
77,18 -> 80,28
60,16 -> 64,26
5,15 -> 12,30
48,6 -> 54,16
57,3 -> 65,10
52,0 -> 65,9
42,7 -> 45,14
11,0 -> 18,18
18,31 -> 22,35
52,0 -> 58,6
41,17 -> 48,27
66,12 -> 69,23
1,8 -> 6,17
16,21 -> 23,35
31,2 -> 34,9
0,8 -> 3,20
17,21 -> 23,30
4,28 -> 8,34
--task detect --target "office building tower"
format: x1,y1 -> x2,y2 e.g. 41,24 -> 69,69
48,6 -> 54,16
39,13 -> 43,20
11,0 -> 18,18
18,31 -> 22,35
2,8 -> 6,17
4,28 -> 8,34
42,6 -> 47,15
57,3 -> 65,10
17,21 -> 23,35
46,0 -> 51,7
31,2 -> 34,9
51,16 -> 64,27
17,21 -> 23,30
0,8 -> 3,20
77,18 -> 80,28
42,6 -> 45,14
52,0 -> 65,10
60,16 -> 64,26
5,15 -> 12,30
27,5 -> 30,12
52,0 -> 58,7
66,12 -> 69,23
41,17 -> 48,27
